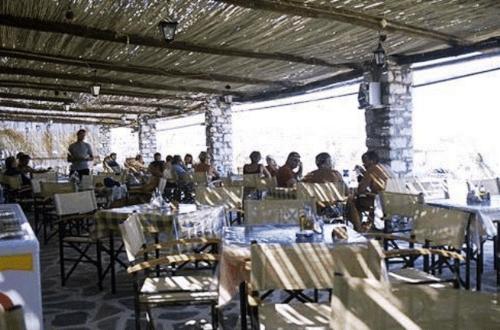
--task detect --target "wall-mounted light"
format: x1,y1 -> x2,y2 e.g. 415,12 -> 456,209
223,84 -> 233,104
159,20 -> 178,43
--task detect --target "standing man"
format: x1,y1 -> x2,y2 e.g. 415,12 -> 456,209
67,129 -> 94,179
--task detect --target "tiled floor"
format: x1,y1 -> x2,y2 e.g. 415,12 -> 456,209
37,216 -> 499,329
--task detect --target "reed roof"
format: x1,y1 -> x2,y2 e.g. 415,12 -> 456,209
0,0 -> 499,125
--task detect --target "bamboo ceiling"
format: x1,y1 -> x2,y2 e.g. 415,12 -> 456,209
0,0 -> 499,126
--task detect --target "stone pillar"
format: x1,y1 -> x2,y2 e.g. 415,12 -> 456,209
205,98 -> 233,175
364,63 -> 413,177
138,117 -> 157,163
97,125 -> 111,158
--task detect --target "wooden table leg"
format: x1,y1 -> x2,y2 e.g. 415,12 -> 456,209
239,282 -> 247,330
109,231 -> 116,294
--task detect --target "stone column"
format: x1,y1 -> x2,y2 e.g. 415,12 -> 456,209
364,63 -> 413,177
138,117 -> 157,163
97,125 -> 111,158
205,98 -> 233,175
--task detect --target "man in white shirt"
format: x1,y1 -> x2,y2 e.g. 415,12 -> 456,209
67,129 -> 94,179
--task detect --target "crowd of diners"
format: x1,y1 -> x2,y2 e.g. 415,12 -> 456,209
1,129 -> 392,232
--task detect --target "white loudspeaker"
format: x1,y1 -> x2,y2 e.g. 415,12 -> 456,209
358,82 -> 382,109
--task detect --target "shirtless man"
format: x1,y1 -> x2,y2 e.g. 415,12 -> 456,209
345,151 -> 391,232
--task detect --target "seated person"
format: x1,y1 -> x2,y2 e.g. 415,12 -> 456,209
345,151 -> 391,232
103,152 -> 121,174
193,151 -> 220,180
17,154 -> 51,178
303,152 -> 345,185
3,156 -> 31,186
149,152 -> 165,170
276,152 -> 303,187
265,155 -> 279,177
243,151 -> 271,178
125,154 -> 147,174
171,155 -> 189,184
184,153 -> 194,170
163,155 -> 174,180
129,162 -> 164,195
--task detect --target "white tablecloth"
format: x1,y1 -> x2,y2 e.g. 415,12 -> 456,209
0,204 -> 43,330
429,196 -> 500,246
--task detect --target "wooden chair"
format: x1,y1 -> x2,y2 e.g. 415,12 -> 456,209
54,190 -> 102,288
38,181 -> 77,243
119,214 -> 220,329
247,241 -> 386,330
195,186 -> 243,224
297,182 -> 347,220
406,176 -> 449,201
369,204 -> 471,287
244,198 -> 316,225
377,191 -> 423,250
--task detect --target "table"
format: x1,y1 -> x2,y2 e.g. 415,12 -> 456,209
95,204 -> 226,292
0,204 -> 42,330
332,278 -> 500,329
219,224 -> 365,329
428,196 -> 500,290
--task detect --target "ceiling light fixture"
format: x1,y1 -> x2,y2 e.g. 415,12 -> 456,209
159,20 -> 178,43
90,70 -> 100,97
373,34 -> 387,68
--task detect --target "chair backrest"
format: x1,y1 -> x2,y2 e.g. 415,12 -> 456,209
244,198 -> 316,225
412,204 -> 470,249
40,181 -> 76,199
467,178 -> 500,195
265,187 -> 297,200
255,176 -> 277,190
1,175 -> 22,190
379,191 -> 423,219
297,182 -> 346,203
32,171 -> 57,182
54,190 -> 97,216
93,173 -> 125,186
119,214 -> 147,262
190,172 -> 209,186
80,175 -> 94,190
250,240 -> 386,291
195,186 -> 243,210
385,177 -> 408,193
406,177 -> 449,200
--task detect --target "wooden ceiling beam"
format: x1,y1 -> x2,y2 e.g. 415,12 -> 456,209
100,100 -> 183,109
0,100 -> 159,115
218,0 -> 468,46
0,66 -> 240,96
0,91 -> 73,103
393,36 -> 500,65
0,47 -> 292,87
0,114 -> 120,126
0,108 -> 122,121
237,68 -> 363,102
0,80 -> 203,101
0,14 -> 348,69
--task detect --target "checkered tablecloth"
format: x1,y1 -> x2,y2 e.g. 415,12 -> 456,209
95,204 -> 226,238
